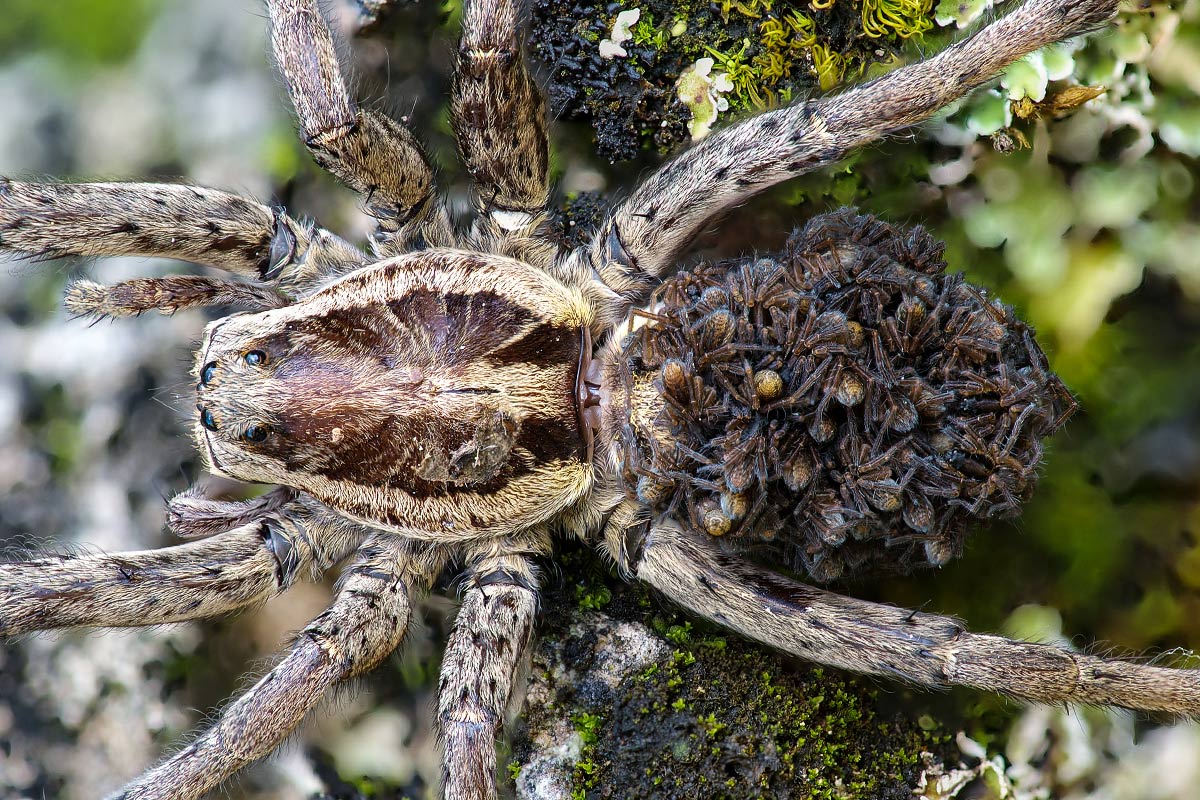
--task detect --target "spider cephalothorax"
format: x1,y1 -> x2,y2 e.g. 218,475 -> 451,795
620,209 -> 1076,581
192,249 -> 595,539
2,1 -> 1199,799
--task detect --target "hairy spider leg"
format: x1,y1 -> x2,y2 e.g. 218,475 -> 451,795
608,513 -> 1200,716
0,179 -> 364,315
110,536 -> 447,800
266,0 -> 453,255
452,0 -> 551,227
438,546 -> 541,800
0,493 -> 365,635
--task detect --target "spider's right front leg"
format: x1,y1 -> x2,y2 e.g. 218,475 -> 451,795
267,0 -> 453,254
0,179 -> 364,314
587,0 -> 1120,325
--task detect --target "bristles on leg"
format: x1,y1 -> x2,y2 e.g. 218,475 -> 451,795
64,275 -> 288,319
167,485 -> 298,539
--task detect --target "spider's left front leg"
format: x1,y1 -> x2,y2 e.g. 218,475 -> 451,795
452,0 -> 551,233
0,180 -> 365,315
110,535 -> 447,800
267,0 -> 453,255
438,542 -> 542,800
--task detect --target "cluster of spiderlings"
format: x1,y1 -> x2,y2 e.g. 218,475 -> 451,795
622,209 -> 1076,581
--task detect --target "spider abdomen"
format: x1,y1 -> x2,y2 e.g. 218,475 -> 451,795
620,209 -> 1076,580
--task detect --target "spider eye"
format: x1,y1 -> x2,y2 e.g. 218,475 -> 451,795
243,350 -> 268,367
243,424 -> 270,443
200,407 -> 218,431
200,361 -> 217,385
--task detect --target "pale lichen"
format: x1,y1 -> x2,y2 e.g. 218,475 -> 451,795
599,7 -> 640,59
675,57 -> 734,139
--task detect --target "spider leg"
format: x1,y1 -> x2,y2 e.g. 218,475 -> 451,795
606,517 -> 1200,716
0,492 -> 363,636
587,0 -> 1119,323
439,546 -> 540,800
452,0 -> 550,229
109,534 -> 446,800
0,179 -> 364,314
266,0 -> 453,255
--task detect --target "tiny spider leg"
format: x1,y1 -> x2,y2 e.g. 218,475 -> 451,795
611,517 -> 1200,716
439,546 -> 540,800
266,0 -> 453,254
109,535 -> 447,800
452,0 -> 551,230
587,0 -> 1119,324
0,179 -> 365,316
0,491 -> 365,636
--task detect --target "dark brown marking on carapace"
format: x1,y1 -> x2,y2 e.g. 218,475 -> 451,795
305,276 -> 542,354
385,289 -> 539,366
284,287 -> 546,374
518,413 -> 581,466
287,403 -> 579,499
573,324 -> 601,464
292,305 -> 399,361
487,319 -> 576,369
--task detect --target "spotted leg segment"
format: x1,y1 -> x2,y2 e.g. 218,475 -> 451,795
266,0 -> 453,254
610,518 -> 1200,716
452,0 -> 550,226
588,0 -> 1120,324
106,535 -> 446,800
0,179 -> 365,314
0,491 -> 365,636
439,548 -> 540,800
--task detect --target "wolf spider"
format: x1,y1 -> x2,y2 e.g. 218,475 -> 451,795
1,0 -> 1197,798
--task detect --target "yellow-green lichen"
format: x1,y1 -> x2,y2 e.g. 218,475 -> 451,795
860,0 -> 934,39
533,0 -> 940,157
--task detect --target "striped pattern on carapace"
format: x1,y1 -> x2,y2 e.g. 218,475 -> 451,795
195,249 -> 594,540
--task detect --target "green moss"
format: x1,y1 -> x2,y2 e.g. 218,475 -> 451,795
631,11 -> 670,50
587,634 -> 948,799
575,584 -> 613,610
651,618 -> 693,646
573,711 -> 605,745
571,711 -> 608,792
525,545 -> 956,800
